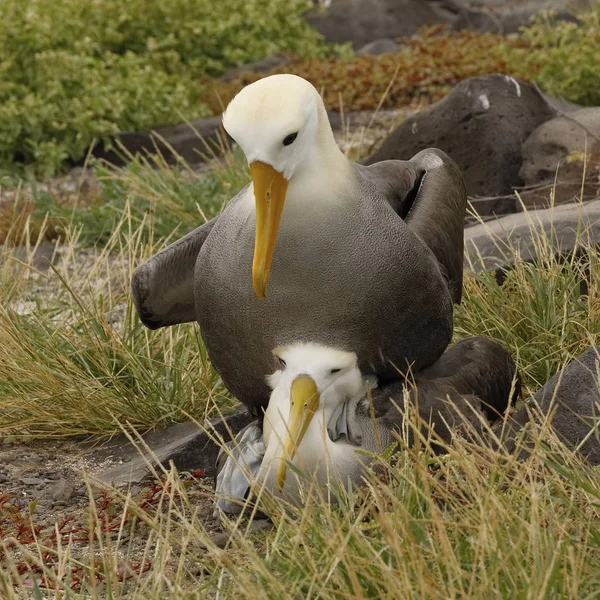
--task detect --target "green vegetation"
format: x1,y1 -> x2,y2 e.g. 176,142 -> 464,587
508,6 -> 600,106
0,0 -> 329,176
0,153 -> 255,435
2,1 -> 600,175
1,144 -> 251,247
38,147 -> 250,247
456,214 -> 600,390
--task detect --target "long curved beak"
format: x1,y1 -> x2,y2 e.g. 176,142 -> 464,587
249,161 -> 289,299
276,374 -> 320,492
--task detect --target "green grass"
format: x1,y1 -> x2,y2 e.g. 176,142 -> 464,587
2,426 -> 600,597
456,205 -> 600,393
0,150 -> 253,436
507,6 -> 600,107
1,154 -> 600,597
2,143 -> 251,248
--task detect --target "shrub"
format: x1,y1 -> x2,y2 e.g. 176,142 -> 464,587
507,6 -> 600,106
0,0 -> 328,176
0,51 -> 207,177
203,27 -> 531,113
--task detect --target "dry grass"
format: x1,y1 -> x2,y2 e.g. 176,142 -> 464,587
457,198 -> 600,394
2,426 -> 600,598
0,149 -> 599,597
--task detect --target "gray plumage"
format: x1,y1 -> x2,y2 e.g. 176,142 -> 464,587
347,336 -> 521,454
492,346 -> 600,464
132,149 -> 467,413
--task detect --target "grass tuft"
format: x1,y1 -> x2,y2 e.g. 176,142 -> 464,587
3,428 -> 600,598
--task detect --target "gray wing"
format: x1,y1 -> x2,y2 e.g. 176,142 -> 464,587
415,336 -> 521,420
491,345 -> 600,463
214,422 -> 265,515
131,217 -> 217,329
357,380 -> 488,454
362,149 -> 467,304
353,336 -> 520,452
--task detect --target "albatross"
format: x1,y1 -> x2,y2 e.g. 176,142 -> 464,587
132,74 -> 467,412
215,336 -> 520,511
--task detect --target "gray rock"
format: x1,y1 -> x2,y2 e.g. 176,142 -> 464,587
201,532 -> 230,549
364,74 -> 558,197
540,92 -> 583,115
90,116 -> 230,168
450,0 -> 588,34
220,55 -> 291,81
493,346 -> 600,464
468,195 -> 521,220
95,409 -> 254,486
49,478 -> 75,502
357,38 -> 400,56
0,243 -> 61,273
454,7 -> 575,34
464,198 -> 600,272
306,0 -> 443,49
521,108 -> 600,185
199,519 -> 272,550
519,108 -> 600,207
21,477 -> 44,486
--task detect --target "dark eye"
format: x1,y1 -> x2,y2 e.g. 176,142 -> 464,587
276,356 -> 287,369
330,368 -> 341,374
282,132 -> 298,146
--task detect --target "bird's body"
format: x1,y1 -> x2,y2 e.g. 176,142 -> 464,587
259,406 -> 371,504
256,343 -> 378,503
132,74 -> 467,413
218,337 -> 520,508
196,160 -> 455,408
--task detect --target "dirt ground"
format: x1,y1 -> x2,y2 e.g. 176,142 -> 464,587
0,437 -> 228,590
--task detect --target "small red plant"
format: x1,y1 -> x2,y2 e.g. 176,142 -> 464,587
201,27 -> 533,115
0,470 -> 206,592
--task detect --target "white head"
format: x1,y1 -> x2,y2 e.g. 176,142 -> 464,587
222,75 -> 345,299
264,342 -> 363,491
223,74 -> 328,180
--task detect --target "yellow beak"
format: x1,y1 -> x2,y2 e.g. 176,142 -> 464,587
276,374 -> 320,492
249,161 -> 289,299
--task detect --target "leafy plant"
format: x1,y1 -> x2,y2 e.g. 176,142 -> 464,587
506,6 -> 600,106
0,0 -> 330,176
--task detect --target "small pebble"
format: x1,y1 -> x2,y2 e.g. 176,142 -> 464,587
21,477 -> 44,486
200,532 -> 229,550
49,478 -> 75,502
